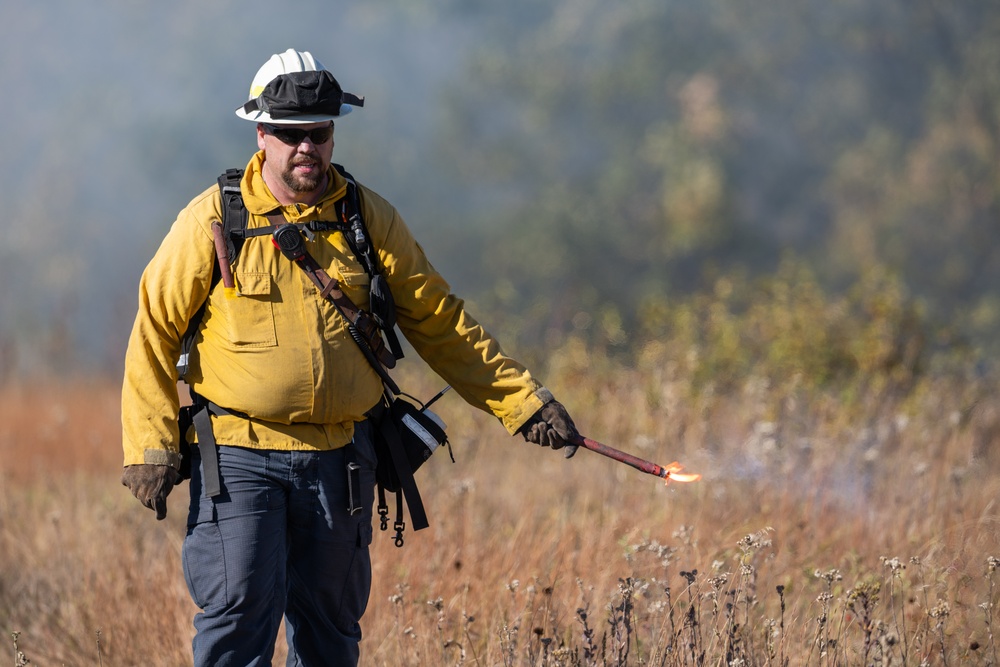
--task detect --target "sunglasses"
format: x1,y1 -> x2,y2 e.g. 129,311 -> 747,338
262,123 -> 334,146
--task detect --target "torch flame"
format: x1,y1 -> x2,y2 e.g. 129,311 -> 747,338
663,462 -> 702,485
574,435 -> 702,487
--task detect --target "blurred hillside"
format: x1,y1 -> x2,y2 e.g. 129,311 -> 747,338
1,0 -> 997,381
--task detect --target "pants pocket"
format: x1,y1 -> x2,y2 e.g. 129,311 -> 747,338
183,522 -> 228,610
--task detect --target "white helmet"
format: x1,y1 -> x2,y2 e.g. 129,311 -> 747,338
235,49 -> 364,125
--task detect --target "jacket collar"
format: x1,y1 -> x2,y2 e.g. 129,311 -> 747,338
240,150 -> 348,221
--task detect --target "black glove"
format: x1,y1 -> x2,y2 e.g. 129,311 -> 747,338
519,400 -> 580,458
121,464 -> 181,520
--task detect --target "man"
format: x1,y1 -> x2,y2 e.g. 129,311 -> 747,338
120,48 -> 579,666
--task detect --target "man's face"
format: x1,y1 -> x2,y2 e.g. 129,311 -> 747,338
257,121 -> 335,199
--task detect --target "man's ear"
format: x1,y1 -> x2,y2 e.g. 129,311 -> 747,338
256,124 -> 267,151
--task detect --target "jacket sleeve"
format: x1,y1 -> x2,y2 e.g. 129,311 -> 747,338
121,188 -> 218,467
358,187 -> 552,434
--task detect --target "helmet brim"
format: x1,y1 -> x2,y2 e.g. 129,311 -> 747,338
234,104 -> 353,125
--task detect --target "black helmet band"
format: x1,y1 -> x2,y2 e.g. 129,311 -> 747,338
242,70 -> 364,120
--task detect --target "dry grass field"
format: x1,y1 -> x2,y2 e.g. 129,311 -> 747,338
1,358 -> 998,665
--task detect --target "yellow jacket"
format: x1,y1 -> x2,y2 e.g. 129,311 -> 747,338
122,151 -> 551,467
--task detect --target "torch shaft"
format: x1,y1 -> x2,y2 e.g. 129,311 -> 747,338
571,435 -> 667,478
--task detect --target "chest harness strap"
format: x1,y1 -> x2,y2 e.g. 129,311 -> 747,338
180,167 -> 404,505
271,220 -> 430,542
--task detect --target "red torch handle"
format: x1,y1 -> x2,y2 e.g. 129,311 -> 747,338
570,435 -> 669,478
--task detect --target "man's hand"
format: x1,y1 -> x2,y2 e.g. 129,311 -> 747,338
121,464 -> 181,520
519,400 -> 581,458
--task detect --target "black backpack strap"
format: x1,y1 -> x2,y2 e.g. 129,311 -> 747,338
334,165 -> 378,278
334,164 -> 405,362
177,297 -> 209,380
238,219 -> 347,240
177,171 -> 249,481
218,169 -> 249,263
177,171 -> 247,380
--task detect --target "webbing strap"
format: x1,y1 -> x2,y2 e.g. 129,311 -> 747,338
236,219 -> 347,239
378,414 -> 429,533
395,488 -> 405,547
377,484 -> 389,531
266,213 -> 401,394
336,175 -> 405,363
192,406 -> 221,498
189,399 -> 250,498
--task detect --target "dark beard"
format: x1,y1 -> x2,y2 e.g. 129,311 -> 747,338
281,160 -> 324,193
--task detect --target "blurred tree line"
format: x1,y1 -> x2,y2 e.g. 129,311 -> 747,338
408,0 -> 998,382
1,0 -> 996,385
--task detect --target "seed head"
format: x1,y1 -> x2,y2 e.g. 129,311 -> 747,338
929,601 -> 951,619
814,569 -> 842,584
880,556 -> 904,573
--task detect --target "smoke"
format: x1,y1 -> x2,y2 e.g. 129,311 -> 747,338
0,0 -> 475,376
4,0 -> 995,377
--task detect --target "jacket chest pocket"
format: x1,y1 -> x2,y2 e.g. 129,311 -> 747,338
331,256 -> 372,312
225,271 -> 277,347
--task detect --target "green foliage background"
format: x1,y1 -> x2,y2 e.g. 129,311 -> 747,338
424,1 -> 998,358
0,0 -> 997,385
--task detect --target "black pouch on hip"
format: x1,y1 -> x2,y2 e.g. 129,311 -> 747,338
374,397 -> 449,493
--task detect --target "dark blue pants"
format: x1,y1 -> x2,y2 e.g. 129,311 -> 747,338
182,421 -> 376,667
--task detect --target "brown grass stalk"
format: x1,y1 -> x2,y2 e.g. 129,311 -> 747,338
1,359 -> 998,665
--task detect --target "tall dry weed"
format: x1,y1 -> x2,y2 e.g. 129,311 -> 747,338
1,356 -> 998,665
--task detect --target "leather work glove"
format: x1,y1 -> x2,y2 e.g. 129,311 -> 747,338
121,464 -> 181,520
519,400 -> 581,458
